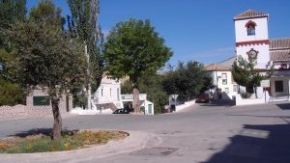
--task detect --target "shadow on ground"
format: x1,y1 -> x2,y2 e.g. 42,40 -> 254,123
9,128 -> 78,138
202,123 -> 290,163
276,103 -> 290,110
199,100 -> 235,107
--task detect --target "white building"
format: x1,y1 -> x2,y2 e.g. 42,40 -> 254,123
121,94 -> 154,115
205,57 -> 238,100
206,9 -> 290,103
93,75 -> 154,115
235,9 -> 290,101
93,75 -> 123,110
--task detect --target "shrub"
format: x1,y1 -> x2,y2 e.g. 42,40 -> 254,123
0,79 -> 25,106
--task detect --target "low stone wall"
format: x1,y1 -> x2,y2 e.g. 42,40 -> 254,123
70,108 -> 113,115
0,105 -> 51,121
235,91 -> 270,106
176,100 -> 196,112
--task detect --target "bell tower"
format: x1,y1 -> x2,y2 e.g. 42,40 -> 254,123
234,9 -> 270,69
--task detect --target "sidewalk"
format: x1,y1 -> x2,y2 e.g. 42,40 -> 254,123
0,131 -> 161,163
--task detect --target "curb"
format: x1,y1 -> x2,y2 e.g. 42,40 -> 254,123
0,130 -> 162,163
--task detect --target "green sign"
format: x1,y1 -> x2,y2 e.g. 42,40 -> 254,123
33,96 -> 50,106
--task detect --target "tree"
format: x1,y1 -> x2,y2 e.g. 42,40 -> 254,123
0,0 -> 26,29
232,56 -> 269,97
163,61 -> 212,102
0,0 -> 27,105
2,0 -> 86,140
104,19 -> 172,112
121,73 -> 169,114
67,0 -> 103,109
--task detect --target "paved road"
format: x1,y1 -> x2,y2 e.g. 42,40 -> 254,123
1,102 -> 290,163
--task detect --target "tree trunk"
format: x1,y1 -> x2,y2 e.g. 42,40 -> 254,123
132,87 -> 140,112
85,43 -> 92,110
51,95 -> 62,140
87,83 -> 92,110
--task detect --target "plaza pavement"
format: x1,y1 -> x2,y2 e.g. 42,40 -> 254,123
1,101 -> 290,163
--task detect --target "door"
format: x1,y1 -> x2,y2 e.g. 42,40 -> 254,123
148,104 -> 152,115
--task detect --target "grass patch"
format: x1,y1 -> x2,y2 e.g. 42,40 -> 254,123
0,130 -> 128,153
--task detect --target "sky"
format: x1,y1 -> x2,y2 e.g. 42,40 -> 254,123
27,0 -> 290,66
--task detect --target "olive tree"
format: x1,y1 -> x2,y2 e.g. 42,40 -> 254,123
2,0 -> 86,140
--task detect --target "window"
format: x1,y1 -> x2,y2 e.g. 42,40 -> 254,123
233,85 -> 238,92
247,26 -> 255,36
222,79 -> 227,85
280,64 -> 288,70
246,21 -> 256,36
117,88 -> 120,101
222,73 -> 227,79
225,88 -> 229,93
101,88 -> 104,96
33,96 -> 50,106
275,81 -> 284,93
110,88 -> 112,97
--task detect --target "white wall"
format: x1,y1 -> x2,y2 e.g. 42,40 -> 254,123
235,16 -> 270,69
235,17 -> 269,43
271,78 -> 290,97
26,88 -> 72,113
236,44 -> 270,69
175,100 -> 195,112
235,87 -> 270,106
93,76 -> 123,108
121,94 -> 154,115
210,71 -> 237,99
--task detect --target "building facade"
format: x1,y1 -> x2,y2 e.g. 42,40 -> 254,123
26,87 -> 72,113
93,75 -> 154,114
235,9 -> 290,101
206,9 -> 290,102
205,57 -> 237,100
93,75 -> 123,110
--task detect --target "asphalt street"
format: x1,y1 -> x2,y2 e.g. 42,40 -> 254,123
1,102 -> 290,163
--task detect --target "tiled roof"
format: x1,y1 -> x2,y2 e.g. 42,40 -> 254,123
272,70 -> 290,77
234,9 -> 268,20
205,56 -> 236,71
205,64 -> 230,71
217,56 -> 236,67
270,50 -> 290,62
270,38 -> 290,50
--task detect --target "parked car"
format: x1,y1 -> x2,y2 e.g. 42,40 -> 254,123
196,93 -> 210,103
113,108 -> 133,114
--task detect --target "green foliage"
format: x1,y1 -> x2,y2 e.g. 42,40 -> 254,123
163,61 -> 212,101
67,0 -> 103,91
5,20 -> 86,92
139,74 -> 168,114
0,0 -> 26,51
29,0 -> 64,29
232,56 -> 266,94
121,74 -> 169,114
0,0 -> 26,29
104,19 -> 172,85
0,79 -> 25,106
0,0 -> 27,105
0,130 -> 127,153
0,0 -> 87,139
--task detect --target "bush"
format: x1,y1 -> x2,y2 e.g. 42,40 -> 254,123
0,79 -> 25,106
0,130 -> 128,153
121,74 -> 169,114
